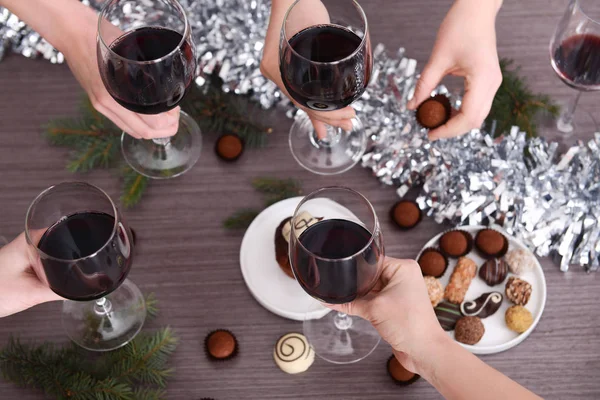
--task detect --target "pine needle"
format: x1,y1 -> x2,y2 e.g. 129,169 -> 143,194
121,167 -> 149,208
182,73 -> 272,147
486,58 -> 560,137
223,209 -> 260,230
0,296 -> 177,400
252,177 -> 302,206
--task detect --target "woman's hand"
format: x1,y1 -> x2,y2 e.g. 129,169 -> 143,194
1,0 -> 180,139
0,233 -> 61,318
327,257 -> 445,373
260,0 -> 355,139
61,2 -> 180,139
407,0 -> 503,141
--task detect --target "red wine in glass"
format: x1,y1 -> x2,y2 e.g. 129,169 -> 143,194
100,27 -> 194,115
552,33 -> 600,90
293,218 -> 381,304
38,211 -> 132,301
280,24 -> 371,111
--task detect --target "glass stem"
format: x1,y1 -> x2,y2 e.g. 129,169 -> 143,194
557,91 -> 583,133
334,312 -> 353,330
152,137 -> 171,146
93,297 -> 113,316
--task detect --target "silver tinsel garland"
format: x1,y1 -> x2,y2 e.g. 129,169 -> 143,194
1,0 -> 598,271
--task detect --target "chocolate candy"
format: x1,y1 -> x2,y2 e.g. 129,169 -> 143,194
444,257 -> 477,304
273,333 -> 315,374
455,316 -> 485,345
460,292 -> 503,318
475,229 -> 508,259
505,249 -> 536,275
505,305 -> 533,333
505,276 -> 532,306
479,258 -> 508,286
434,301 -> 462,331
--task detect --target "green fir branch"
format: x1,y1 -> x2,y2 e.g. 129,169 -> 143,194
144,292 -> 159,320
0,295 -> 176,400
182,74 -> 272,148
252,177 -> 302,206
121,166 -> 149,208
223,209 -> 261,230
486,58 -> 560,137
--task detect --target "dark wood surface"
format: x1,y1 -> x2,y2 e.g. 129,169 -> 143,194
1,0 -> 600,399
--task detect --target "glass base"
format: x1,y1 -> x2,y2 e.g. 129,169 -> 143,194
539,105 -> 598,147
121,110 -> 202,179
62,279 -> 146,352
304,311 -> 381,364
289,112 -> 367,175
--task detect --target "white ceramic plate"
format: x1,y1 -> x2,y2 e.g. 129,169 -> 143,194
418,225 -> 547,355
240,196 -> 362,321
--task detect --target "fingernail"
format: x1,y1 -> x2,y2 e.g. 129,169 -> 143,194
428,133 -> 439,141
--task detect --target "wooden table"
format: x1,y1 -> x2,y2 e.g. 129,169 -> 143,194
1,0 -> 599,398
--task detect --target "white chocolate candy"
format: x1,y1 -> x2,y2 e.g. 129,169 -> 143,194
273,333 -> 315,374
282,212 -> 321,243
504,249 -> 536,275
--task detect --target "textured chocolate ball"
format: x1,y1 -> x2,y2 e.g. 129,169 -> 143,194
505,305 -> 533,333
439,230 -> 472,258
454,316 -> 485,345
418,249 -> 448,277
505,276 -> 532,306
416,95 -> 451,129
387,356 -> 420,385
205,330 -> 238,360
215,134 -> 244,161
475,229 -> 508,258
390,200 -> 422,229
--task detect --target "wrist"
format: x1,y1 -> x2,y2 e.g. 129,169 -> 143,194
456,0 -> 502,15
395,328 -> 453,378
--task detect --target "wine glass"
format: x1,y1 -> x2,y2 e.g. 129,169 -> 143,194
280,0 -> 372,175
25,182 -> 145,351
550,0 -> 600,135
97,0 -> 202,179
289,187 -> 384,363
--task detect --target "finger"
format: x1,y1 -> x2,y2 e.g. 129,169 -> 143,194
324,300 -> 367,318
310,117 -> 329,140
407,59 -> 447,110
135,107 -> 180,139
309,106 -> 355,122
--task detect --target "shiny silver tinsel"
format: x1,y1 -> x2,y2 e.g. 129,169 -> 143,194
1,0 -> 599,271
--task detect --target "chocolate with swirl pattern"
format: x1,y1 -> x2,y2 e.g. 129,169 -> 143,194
460,292 -> 503,318
273,333 -> 315,374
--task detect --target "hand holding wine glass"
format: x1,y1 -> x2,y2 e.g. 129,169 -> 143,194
289,187 -> 384,363
328,256 -> 542,400
0,233 -> 61,318
260,0 -> 356,138
0,0 -> 180,140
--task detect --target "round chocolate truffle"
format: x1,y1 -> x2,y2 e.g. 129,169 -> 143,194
418,249 -> 448,277
505,276 -> 532,306
475,229 -> 508,258
454,316 -> 485,345
505,249 -> 536,275
505,305 -> 533,333
387,355 -> 420,386
416,95 -> 451,129
205,330 -> 238,360
479,258 -> 508,286
390,200 -> 422,230
439,230 -> 473,258
424,276 -> 444,307
215,134 -> 244,161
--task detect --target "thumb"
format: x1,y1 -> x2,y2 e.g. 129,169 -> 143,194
325,300 -> 368,319
407,60 -> 447,110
